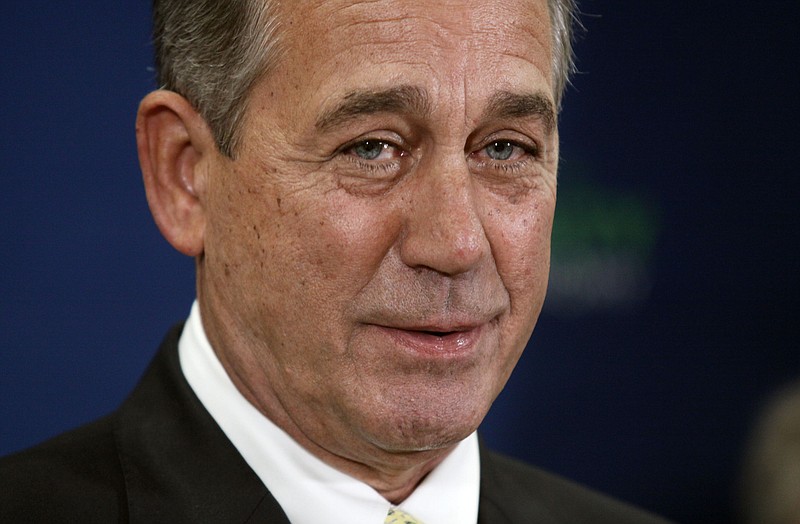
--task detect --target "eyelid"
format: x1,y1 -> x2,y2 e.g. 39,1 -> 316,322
336,130 -> 408,155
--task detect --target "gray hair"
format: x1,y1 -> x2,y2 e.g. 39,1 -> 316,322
152,0 -> 578,157
548,0 -> 579,109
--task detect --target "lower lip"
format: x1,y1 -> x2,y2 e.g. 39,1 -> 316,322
374,324 -> 485,358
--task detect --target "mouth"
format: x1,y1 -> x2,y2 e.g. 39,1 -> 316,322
418,329 -> 459,336
372,322 -> 488,358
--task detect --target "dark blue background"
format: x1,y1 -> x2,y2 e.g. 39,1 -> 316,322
2,2 -> 798,522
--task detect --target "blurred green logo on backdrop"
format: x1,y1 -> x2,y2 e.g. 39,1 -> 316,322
548,175 -> 660,315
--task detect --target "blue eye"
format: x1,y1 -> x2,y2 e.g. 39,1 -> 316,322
352,140 -> 389,160
485,141 -> 516,161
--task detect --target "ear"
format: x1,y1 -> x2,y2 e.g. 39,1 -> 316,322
136,90 -> 217,257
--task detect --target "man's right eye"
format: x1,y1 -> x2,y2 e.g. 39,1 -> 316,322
346,140 -> 404,161
333,136 -> 413,188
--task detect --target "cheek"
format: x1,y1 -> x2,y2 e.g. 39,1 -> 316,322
250,189 -> 399,327
489,193 -> 555,299
486,194 -> 554,382
302,191 -> 399,279
201,176 -> 286,335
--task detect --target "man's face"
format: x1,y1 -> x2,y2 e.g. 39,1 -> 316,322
199,0 -> 557,462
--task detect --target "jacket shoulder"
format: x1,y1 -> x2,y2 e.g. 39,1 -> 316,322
479,449 -> 672,524
0,415 -> 125,522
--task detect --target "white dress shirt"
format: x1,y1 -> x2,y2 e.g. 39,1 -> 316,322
179,301 -> 480,524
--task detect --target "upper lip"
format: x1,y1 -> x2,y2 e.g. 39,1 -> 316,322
359,300 -> 505,334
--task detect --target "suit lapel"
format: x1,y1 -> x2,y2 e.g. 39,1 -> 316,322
113,325 -> 290,523
478,437 -> 513,524
477,437 -> 560,524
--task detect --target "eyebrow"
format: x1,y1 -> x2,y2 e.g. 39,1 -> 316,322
315,86 -> 556,136
483,91 -> 556,135
315,85 -> 431,131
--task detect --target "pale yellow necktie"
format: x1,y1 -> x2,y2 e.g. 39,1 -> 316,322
385,506 -> 425,524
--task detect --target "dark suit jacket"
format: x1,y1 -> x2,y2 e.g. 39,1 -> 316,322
0,325 -> 671,523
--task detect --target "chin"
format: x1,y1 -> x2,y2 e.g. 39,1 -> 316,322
366,395 -> 490,454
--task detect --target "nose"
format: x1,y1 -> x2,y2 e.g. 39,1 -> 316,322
398,157 -> 488,276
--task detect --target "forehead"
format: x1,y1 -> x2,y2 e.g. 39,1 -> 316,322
272,0 -> 554,106
288,0 -> 551,45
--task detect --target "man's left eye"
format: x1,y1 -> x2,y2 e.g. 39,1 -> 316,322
484,140 -> 522,161
350,140 -> 395,160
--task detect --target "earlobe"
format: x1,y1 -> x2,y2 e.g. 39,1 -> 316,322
136,90 -> 214,257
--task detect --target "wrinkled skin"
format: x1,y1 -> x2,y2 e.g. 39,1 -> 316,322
158,0 -> 557,503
